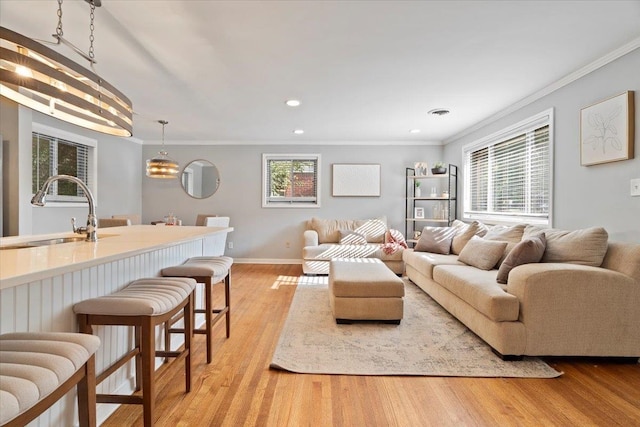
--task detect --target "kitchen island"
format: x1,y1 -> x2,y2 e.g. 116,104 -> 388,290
0,224 -> 232,425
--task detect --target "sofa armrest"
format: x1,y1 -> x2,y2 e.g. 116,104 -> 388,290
505,263 -> 640,356
304,229 -> 319,247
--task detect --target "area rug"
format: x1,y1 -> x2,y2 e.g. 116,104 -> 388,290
270,277 -> 562,378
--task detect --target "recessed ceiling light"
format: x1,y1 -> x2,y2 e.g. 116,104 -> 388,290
286,99 -> 301,107
293,129 -> 304,134
428,108 -> 450,116
409,129 -> 421,134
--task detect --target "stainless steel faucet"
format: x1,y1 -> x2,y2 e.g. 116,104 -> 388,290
31,174 -> 98,242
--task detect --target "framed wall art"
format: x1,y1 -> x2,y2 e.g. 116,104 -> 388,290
331,164 -> 381,197
580,91 -> 634,166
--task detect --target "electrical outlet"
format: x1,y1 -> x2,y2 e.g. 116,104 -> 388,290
631,179 -> 640,197
228,242 -> 233,249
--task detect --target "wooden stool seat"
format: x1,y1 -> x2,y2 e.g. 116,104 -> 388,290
73,277 -> 196,427
0,332 -> 100,427
161,256 -> 232,364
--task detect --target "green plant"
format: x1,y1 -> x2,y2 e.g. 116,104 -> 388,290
433,161 -> 446,169
415,181 -> 421,187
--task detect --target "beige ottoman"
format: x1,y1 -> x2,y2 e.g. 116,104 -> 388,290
329,258 -> 405,324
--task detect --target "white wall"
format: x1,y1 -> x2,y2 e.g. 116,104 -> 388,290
142,144 -> 444,261
443,48 -> 640,242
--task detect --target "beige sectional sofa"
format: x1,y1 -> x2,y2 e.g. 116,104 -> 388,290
403,222 -> 640,359
303,217 -> 405,275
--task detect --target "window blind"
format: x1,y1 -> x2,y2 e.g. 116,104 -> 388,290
263,155 -> 320,207
463,111 -> 552,225
32,132 -> 91,201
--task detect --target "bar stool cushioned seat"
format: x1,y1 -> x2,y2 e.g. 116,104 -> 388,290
161,256 -> 232,363
0,332 -> 100,427
73,277 -> 196,427
74,278 -> 195,316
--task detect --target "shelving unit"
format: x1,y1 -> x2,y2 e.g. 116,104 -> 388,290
405,164 -> 458,247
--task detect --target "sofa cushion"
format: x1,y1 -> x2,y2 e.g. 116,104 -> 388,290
483,224 -> 526,243
524,226 -> 609,267
433,265 -> 520,322
310,217 -> 387,244
414,226 -> 456,254
402,249 -> 462,280
458,236 -> 508,270
451,220 -> 488,255
303,243 -> 404,262
496,232 -> 546,284
339,230 -> 367,245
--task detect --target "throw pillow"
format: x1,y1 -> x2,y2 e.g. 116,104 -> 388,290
414,226 -> 456,254
356,216 -> 388,243
458,236 -> 508,270
523,226 -> 609,267
339,230 -> 367,245
496,232 -> 546,284
451,220 -> 487,255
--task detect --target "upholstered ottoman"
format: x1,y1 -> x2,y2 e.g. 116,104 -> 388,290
329,258 -> 405,324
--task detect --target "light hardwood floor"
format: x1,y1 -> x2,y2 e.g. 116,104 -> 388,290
102,264 -> 640,426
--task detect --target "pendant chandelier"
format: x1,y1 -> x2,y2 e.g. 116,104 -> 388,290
146,120 -> 179,179
0,0 -> 133,137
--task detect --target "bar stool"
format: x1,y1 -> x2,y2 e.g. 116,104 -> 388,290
73,277 -> 195,427
161,256 -> 233,364
0,332 -> 100,427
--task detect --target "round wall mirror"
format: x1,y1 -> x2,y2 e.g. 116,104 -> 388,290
180,160 -> 220,199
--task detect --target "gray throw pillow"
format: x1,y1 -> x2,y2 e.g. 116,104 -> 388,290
496,232 -> 547,284
414,226 -> 456,254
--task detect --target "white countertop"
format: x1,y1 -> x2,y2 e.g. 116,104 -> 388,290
0,225 -> 233,289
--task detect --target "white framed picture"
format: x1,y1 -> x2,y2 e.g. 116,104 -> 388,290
414,207 -> 425,219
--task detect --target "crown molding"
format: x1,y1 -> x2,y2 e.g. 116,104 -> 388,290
142,139 -> 443,146
444,36 -> 640,145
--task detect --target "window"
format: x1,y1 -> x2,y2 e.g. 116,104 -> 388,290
32,123 -> 97,204
463,109 -> 553,225
262,154 -> 320,208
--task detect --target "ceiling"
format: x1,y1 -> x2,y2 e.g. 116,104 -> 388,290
2,1 -> 640,144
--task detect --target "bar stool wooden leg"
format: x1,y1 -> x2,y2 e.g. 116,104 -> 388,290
77,354 -> 97,427
204,277 -> 213,364
185,292 -> 193,391
142,317 -> 155,427
224,273 -> 231,338
135,326 -> 143,391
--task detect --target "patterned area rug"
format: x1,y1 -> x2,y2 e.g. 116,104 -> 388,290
270,277 -> 562,378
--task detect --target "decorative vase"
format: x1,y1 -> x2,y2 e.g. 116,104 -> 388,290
415,187 -> 421,197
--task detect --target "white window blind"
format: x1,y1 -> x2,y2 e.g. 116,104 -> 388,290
32,123 -> 97,204
463,109 -> 553,225
262,154 -> 321,208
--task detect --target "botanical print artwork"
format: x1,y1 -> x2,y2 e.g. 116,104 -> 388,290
583,105 -> 623,154
581,91 -> 634,166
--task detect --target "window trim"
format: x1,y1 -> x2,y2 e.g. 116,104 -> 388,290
461,108 -> 554,226
262,153 -> 321,208
32,123 -> 98,207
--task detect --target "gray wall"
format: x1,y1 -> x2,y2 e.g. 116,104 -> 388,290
0,100 -> 142,236
142,144 -> 443,261
443,48 -> 640,242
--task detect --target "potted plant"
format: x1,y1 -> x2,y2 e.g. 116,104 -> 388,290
431,162 -> 447,175
414,180 -> 421,197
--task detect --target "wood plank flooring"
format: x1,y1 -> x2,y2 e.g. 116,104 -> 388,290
101,264 -> 640,426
